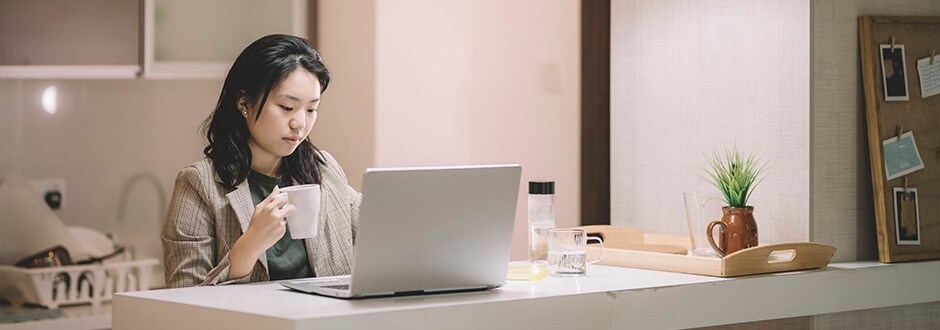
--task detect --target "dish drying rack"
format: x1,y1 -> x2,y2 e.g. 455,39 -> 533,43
0,259 -> 158,309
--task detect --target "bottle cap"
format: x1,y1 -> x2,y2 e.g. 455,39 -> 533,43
528,181 -> 554,195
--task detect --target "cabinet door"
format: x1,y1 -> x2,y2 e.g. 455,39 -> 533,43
0,0 -> 140,79
144,0 -> 307,79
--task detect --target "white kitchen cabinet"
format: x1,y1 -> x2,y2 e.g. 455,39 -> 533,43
0,0 -> 309,80
0,0 -> 141,79
143,0 -> 308,79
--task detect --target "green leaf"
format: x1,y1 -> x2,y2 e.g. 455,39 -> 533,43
700,146 -> 768,208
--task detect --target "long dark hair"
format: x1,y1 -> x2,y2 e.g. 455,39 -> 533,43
202,34 -> 331,189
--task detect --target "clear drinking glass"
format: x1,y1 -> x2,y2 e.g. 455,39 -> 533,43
547,228 -> 603,277
682,192 -> 724,258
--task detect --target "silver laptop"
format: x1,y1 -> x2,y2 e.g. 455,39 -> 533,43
281,164 -> 521,299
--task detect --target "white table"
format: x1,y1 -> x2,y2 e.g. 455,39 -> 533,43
113,261 -> 940,329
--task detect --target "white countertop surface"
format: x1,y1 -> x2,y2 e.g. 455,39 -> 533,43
113,260 -> 940,329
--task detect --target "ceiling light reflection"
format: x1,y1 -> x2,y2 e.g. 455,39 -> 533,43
42,86 -> 57,115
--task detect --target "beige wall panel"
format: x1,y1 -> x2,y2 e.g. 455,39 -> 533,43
611,0 -> 810,243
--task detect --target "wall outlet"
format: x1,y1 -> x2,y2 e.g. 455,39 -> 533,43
29,177 -> 66,210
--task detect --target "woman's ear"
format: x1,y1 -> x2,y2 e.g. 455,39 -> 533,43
237,93 -> 250,118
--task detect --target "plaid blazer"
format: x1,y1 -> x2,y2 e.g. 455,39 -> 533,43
161,150 -> 360,288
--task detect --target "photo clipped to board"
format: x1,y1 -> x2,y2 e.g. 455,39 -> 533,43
893,187 -> 921,246
916,53 -> 940,98
880,44 -> 910,101
881,131 -> 925,181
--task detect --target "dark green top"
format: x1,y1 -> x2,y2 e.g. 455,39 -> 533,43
248,170 -> 315,280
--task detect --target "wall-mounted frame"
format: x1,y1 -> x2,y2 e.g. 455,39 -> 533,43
858,16 -> 940,263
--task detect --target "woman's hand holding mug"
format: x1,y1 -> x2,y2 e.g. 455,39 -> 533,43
245,186 -> 295,250
228,187 -> 295,280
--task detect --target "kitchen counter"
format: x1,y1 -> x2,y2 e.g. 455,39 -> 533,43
113,260 -> 940,329
0,303 -> 110,330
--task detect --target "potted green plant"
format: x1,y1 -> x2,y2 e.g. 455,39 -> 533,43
701,146 -> 768,257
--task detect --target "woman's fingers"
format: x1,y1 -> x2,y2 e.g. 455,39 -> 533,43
284,204 -> 297,217
274,204 -> 297,220
273,193 -> 290,209
255,188 -> 287,215
263,193 -> 290,212
261,185 -> 281,203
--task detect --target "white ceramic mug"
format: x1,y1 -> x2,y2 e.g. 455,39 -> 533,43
279,184 -> 321,239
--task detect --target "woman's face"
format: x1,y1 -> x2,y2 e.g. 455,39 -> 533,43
242,69 -> 322,161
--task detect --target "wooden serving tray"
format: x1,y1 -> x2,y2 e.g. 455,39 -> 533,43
578,225 -> 837,277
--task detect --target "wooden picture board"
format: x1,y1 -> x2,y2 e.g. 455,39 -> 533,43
858,16 -> 940,263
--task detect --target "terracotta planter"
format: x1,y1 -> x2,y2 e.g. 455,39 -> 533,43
706,206 -> 758,257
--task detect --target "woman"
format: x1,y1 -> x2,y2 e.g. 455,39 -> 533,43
162,34 -> 360,288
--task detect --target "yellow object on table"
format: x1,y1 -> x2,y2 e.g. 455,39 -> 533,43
507,261 -> 548,281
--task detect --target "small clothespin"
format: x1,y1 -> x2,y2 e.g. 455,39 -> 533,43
891,37 -> 897,52
896,125 -> 904,141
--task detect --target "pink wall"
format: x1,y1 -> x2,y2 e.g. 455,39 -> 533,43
318,0 -> 581,260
